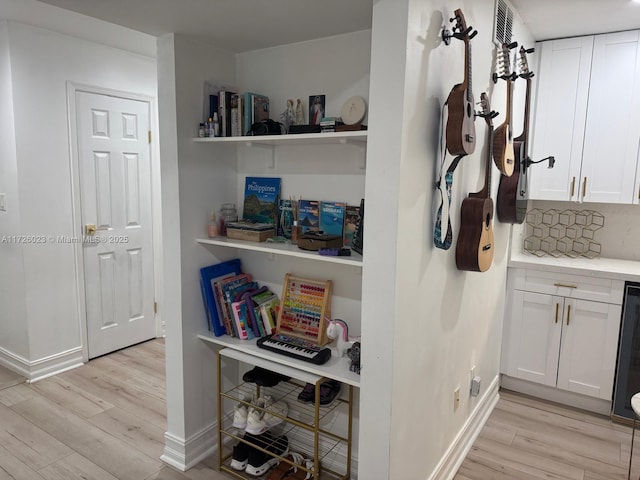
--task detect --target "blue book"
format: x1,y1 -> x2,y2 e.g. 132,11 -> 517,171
199,259 -> 242,336
298,199 -> 320,234
242,176 -> 281,225
319,201 -> 346,237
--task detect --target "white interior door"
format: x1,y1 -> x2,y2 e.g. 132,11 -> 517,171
76,91 -> 155,359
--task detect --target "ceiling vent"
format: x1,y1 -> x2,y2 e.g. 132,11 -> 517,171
494,0 -> 514,46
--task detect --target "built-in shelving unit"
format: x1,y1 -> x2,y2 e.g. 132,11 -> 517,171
196,237 -> 363,267
192,131 -> 367,147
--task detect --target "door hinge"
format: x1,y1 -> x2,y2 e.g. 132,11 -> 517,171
154,301 -> 158,314
148,130 -> 152,144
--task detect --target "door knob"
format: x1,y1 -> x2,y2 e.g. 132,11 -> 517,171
85,224 -> 108,235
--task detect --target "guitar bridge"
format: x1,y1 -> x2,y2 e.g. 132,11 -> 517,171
482,244 -> 492,251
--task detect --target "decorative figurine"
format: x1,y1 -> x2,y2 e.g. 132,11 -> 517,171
279,99 -> 296,133
347,342 -> 361,374
295,98 -> 305,125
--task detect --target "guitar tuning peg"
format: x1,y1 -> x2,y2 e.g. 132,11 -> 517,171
507,41 -> 518,50
525,47 -> 535,54
469,29 -> 478,39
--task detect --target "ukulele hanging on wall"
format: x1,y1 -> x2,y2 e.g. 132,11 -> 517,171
492,42 -> 518,177
455,93 -> 498,273
445,9 -> 478,156
496,46 -> 555,224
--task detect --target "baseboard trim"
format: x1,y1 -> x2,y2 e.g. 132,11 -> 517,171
500,375 -> 611,415
0,346 -> 83,383
161,422 -> 217,471
429,374 -> 500,480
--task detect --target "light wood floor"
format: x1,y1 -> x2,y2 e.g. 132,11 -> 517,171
1,340 -> 638,480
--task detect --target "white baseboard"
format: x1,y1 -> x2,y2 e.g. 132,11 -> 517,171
161,422 -> 218,471
429,374 -> 500,480
500,375 -> 611,415
0,345 -> 83,383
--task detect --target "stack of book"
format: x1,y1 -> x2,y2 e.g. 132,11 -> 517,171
217,90 -> 270,137
319,116 -> 344,133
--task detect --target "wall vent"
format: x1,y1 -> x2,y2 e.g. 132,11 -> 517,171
494,0 -> 514,46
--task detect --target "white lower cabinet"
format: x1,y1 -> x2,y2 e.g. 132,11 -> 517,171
503,268 -> 623,401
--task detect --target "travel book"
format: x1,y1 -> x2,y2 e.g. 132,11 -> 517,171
319,201 -> 346,237
298,199 -> 320,234
242,176 -> 281,225
277,198 -> 295,238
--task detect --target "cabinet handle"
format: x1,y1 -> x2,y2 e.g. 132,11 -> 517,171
566,304 -> 571,326
570,177 -> 576,198
555,303 -> 559,324
553,282 -> 577,288
582,177 -> 587,198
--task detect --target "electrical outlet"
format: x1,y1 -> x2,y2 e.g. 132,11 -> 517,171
470,366 -> 476,392
454,387 -> 460,411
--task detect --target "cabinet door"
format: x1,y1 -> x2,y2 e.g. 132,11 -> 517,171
581,31 -> 640,204
505,290 -> 563,387
529,37 -> 593,201
556,298 -> 622,400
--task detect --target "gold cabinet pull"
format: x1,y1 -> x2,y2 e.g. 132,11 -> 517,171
553,282 -> 577,288
570,177 -> 576,198
582,177 -> 587,198
566,304 -> 571,326
555,303 -> 559,324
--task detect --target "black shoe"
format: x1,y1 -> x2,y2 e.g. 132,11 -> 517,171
242,367 -> 290,387
230,432 -> 275,471
319,379 -> 341,406
245,434 -> 289,476
297,383 -> 315,404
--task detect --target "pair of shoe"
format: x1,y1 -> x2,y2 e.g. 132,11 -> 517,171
265,451 -> 314,480
243,366 -> 290,387
233,394 -> 289,435
297,379 -> 341,406
230,432 -> 289,476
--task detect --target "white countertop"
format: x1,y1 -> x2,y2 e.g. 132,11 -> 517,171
509,250 -> 640,282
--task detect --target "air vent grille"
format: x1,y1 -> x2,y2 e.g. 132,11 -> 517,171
494,0 -> 514,46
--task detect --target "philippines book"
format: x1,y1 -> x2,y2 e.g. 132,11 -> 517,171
242,176 -> 281,225
343,204 -> 361,248
319,201 -> 346,238
298,199 -> 320,234
277,198 -> 294,238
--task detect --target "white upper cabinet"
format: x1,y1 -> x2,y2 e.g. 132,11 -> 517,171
530,31 -> 640,204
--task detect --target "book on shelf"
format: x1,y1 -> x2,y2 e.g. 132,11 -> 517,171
352,198 -> 365,255
298,199 -> 320,234
343,204 -> 362,248
226,220 -> 275,231
319,201 -> 346,238
255,293 -> 280,335
230,93 -> 243,137
242,92 -> 270,135
242,176 -> 281,225
199,259 -> 242,336
216,274 -> 253,337
244,287 -> 272,337
231,299 -> 253,340
218,90 -> 236,137
277,198 -> 294,239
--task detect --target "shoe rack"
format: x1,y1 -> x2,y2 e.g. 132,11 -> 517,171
216,347 -> 354,480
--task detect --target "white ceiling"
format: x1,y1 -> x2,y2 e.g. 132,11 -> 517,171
27,0 -> 640,50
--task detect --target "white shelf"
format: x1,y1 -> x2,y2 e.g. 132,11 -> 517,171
198,331 -> 361,387
192,130 -> 367,146
196,237 -> 363,267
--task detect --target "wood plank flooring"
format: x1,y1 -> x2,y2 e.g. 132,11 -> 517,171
1,341 -> 638,479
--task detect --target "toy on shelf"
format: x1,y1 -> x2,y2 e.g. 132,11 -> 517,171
347,342 -> 361,374
326,318 -> 358,358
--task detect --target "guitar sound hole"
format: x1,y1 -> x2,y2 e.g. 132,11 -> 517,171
485,213 -> 491,228
466,103 -> 472,118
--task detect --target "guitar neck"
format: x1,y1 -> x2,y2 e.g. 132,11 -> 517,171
515,77 -> 532,148
464,39 -> 473,101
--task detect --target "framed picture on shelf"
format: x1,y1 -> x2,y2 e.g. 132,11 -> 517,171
309,94 -> 326,125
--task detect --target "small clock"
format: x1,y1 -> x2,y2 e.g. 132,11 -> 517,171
341,96 -> 367,125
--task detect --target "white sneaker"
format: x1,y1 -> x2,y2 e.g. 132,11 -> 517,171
232,394 -> 253,429
245,398 -> 288,435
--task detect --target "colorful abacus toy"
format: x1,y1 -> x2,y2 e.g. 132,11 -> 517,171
276,274 -> 332,346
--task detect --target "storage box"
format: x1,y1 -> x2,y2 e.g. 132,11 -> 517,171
226,227 -> 275,242
297,233 -> 342,251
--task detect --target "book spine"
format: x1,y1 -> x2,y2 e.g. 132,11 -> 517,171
231,301 -> 248,340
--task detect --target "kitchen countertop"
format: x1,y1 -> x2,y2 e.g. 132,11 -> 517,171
509,250 -> 640,282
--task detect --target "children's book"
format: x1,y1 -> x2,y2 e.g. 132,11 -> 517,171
319,201 -> 346,237
277,199 -> 294,238
199,259 -> 242,336
231,300 -> 253,340
343,204 -> 361,248
255,293 -> 280,335
216,274 -> 252,336
298,199 -> 320,234
242,177 -> 281,225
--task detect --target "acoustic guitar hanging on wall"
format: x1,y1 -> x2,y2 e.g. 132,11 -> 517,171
455,93 -> 498,273
492,42 -> 518,177
445,9 -> 478,156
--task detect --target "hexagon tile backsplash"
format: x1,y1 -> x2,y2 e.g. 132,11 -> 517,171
523,208 -> 604,258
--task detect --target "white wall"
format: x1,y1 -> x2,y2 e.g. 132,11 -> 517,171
361,0 -> 534,478
0,21 -> 29,362
0,13 -> 158,372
